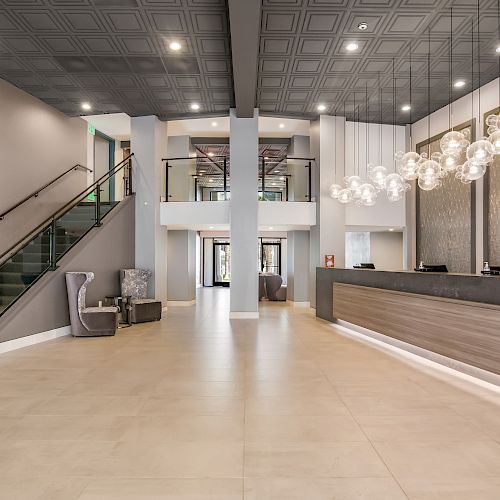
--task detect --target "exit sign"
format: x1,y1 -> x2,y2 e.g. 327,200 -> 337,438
88,123 -> 95,135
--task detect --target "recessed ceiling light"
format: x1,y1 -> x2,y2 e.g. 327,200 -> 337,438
169,41 -> 181,51
280,176 -> 285,180
209,226 -> 215,229
317,104 -> 327,112
454,80 -> 466,88
346,42 -> 359,52
264,156 -> 269,160
279,123 -> 285,128
208,152 -> 214,157
211,121 -> 217,127
496,46 -> 500,53
190,103 -> 200,110
269,227 -> 274,230
401,104 -> 411,111
81,102 -> 91,111
357,22 -> 368,30
389,228 -> 394,232
209,179 -> 213,183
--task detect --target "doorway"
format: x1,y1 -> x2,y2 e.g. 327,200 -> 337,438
259,239 -> 282,275
94,131 -> 116,202
213,241 -> 231,286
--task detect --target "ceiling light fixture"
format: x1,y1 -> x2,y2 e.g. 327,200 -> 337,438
454,80 -> 466,88
190,103 -> 200,110
496,46 -> 500,53
169,41 -> 181,51
389,228 -> 394,231
358,22 -> 368,30
401,104 -> 411,111
317,104 -> 326,112
279,123 -> 285,128
211,121 -> 217,127
81,102 -> 91,111
208,152 -> 214,157
346,42 -> 359,51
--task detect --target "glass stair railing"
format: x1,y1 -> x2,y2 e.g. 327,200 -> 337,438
0,154 -> 133,317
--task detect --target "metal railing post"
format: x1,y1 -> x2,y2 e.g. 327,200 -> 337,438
306,161 -> 312,201
194,177 -> 198,201
48,219 -> 57,270
128,158 -> 133,195
285,176 -> 289,201
165,162 -> 170,202
223,157 -> 227,201
95,183 -> 102,226
261,157 -> 265,200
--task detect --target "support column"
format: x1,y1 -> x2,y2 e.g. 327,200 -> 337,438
167,230 -> 196,305
229,108 -> 259,318
287,230 -> 310,305
309,115 -> 346,308
130,116 -> 168,304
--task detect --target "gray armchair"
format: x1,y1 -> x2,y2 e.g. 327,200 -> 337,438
264,274 -> 287,301
120,269 -> 162,323
65,272 -> 118,337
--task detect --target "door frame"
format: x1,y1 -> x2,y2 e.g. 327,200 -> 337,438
213,241 -> 231,287
94,130 -> 116,201
259,238 -> 282,275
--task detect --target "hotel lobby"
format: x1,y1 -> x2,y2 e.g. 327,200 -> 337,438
1,0 -> 500,498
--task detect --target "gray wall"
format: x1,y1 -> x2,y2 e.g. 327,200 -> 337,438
0,197 -> 135,343
167,230 -> 196,302
167,135 -> 195,202
0,78 -> 87,254
287,135 -> 310,202
287,230 -> 310,302
370,232 -> 404,271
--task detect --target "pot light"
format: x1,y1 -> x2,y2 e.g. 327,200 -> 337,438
401,104 -> 411,112
269,227 -> 274,230
81,102 -> 91,111
389,228 -> 394,232
209,179 -> 213,183
264,156 -> 269,160
209,226 -> 215,229
208,152 -> 214,157
190,103 -> 200,110
346,42 -> 359,52
317,104 -> 327,112
279,123 -> 285,128
496,46 -> 500,53
357,22 -> 368,31
211,121 -> 217,127
454,80 -> 466,88
169,41 -> 181,51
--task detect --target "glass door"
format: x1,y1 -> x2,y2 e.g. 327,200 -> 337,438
213,241 -> 231,286
259,239 -> 281,275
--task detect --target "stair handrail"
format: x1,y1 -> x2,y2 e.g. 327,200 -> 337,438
0,164 -> 93,221
0,154 -> 134,266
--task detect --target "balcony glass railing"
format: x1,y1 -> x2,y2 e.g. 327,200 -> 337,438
162,156 -> 314,202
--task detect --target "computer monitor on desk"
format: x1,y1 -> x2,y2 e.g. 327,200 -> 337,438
353,263 -> 376,269
415,264 -> 449,273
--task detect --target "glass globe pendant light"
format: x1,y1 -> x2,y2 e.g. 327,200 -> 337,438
466,139 -> 494,165
337,188 -> 353,204
329,183 -> 342,199
488,129 -> 500,154
369,165 -> 388,189
462,159 -> 487,182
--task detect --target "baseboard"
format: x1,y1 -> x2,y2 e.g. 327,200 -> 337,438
286,300 -> 310,308
167,300 -> 196,307
333,320 -> 500,392
229,311 -> 259,319
0,325 -> 71,355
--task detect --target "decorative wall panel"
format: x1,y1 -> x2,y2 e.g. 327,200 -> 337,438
417,125 -> 473,273
488,154 -> 500,265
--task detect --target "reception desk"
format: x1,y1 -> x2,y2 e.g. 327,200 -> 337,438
316,268 -> 500,378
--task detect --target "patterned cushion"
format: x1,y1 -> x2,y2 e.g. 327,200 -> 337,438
121,269 -> 152,300
83,306 -> 119,313
131,298 -> 159,305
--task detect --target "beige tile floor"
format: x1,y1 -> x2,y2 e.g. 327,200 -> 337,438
1,287 -> 500,499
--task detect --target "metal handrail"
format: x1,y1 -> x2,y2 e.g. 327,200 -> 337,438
0,154 -> 134,266
0,164 -> 92,221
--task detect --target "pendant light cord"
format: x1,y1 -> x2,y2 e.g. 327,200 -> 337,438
379,72 -> 382,165
427,27 -> 431,157
409,41 -> 412,125
477,0 -> 481,133
366,82 -> 369,177
344,99 -> 347,179
471,19 -> 474,131
393,58 -> 396,171
449,5 -> 453,131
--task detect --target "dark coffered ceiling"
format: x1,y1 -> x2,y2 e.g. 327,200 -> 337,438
0,0 -> 234,119
0,0 -> 499,124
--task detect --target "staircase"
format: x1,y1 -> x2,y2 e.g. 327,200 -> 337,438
0,154 -> 133,318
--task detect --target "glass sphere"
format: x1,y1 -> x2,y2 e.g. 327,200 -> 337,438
360,183 -> 377,201
462,160 -> 487,181
385,173 -> 404,191
328,183 -> 342,199
488,130 -> 500,154
345,175 -> 363,190
487,126 -> 498,136
369,165 -> 388,190
466,140 -> 494,164
440,130 -> 466,156
363,196 -> 377,206
431,151 -> 442,162
486,114 -> 500,127
398,152 -> 420,180
418,159 -> 441,180
418,176 -> 438,191
387,189 -> 403,202
439,153 -> 459,173
337,188 -> 353,204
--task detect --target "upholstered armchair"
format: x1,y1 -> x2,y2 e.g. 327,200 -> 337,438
65,272 -> 118,337
264,274 -> 287,301
120,269 -> 162,323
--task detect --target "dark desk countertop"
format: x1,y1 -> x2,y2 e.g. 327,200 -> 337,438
316,267 -> 500,322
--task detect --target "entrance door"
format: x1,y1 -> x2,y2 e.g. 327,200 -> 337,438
213,242 -> 230,286
94,131 -> 115,203
259,240 -> 281,275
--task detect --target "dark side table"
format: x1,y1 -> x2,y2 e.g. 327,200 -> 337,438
104,296 -> 131,328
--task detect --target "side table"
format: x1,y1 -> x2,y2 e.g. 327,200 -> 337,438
104,296 -> 131,328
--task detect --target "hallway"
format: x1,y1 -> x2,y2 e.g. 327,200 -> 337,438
1,288 -> 500,499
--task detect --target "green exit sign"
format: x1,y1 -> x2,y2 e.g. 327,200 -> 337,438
88,123 -> 95,135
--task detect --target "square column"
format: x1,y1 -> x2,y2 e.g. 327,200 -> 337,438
287,230 -> 310,304
130,116 -> 168,304
229,108 -> 259,318
167,230 -> 196,305
310,115 -> 346,308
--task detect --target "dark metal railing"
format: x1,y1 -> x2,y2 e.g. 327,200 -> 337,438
0,154 -> 134,267
0,164 -> 92,221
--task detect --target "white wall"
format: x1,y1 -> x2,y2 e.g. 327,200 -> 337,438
0,78 -> 87,254
370,232 -> 404,271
